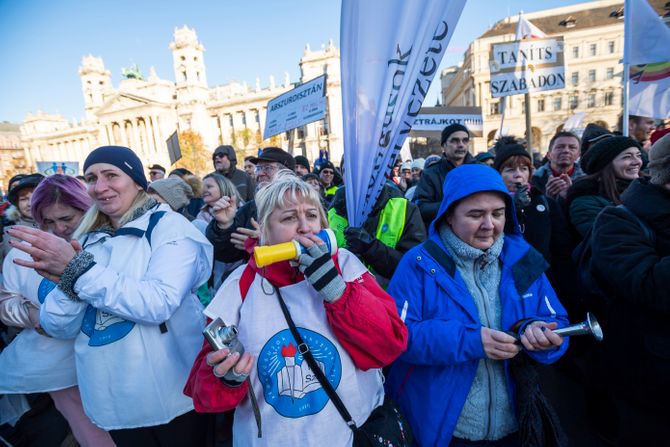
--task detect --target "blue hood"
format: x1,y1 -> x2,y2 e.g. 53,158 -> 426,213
428,164 -> 520,237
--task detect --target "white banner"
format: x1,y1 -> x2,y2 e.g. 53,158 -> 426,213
489,37 -> 565,98
341,0 -> 466,226
263,75 -> 327,139
35,161 -> 79,176
629,62 -> 670,118
412,113 -> 483,134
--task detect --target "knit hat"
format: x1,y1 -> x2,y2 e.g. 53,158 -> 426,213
475,151 -> 495,164
493,144 -> 531,171
8,173 -> 44,205
316,161 -> 336,173
148,178 -> 193,211
411,158 -> 425,170
440,123 -> 469,145
400,162 -> 411,172
294,155 -> 310,171
250,147 -> 295,171
649,133 -> 670,186
84,146 -> 148,190
579,136 -> 641,175
581,123 -> 613,155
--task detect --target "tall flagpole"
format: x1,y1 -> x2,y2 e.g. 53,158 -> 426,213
622,0 -> 631,137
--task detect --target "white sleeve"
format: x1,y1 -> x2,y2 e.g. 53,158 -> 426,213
73,236 -> 208,325
40,287 -> 88,339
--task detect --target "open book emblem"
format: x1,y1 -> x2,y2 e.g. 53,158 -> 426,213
258,328 -> 342,419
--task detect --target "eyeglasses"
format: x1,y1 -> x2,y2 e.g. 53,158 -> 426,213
149,171 -> 163,176
320,169 -> 334,175
212,153 -> 227,160
448,137 -> 470,144
255,164 -> 279,173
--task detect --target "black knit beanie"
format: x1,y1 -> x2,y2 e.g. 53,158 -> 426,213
84,146 -> 148,190
440,123 -> 469,145
493,143 -> 531,171
579,136 -> 641,175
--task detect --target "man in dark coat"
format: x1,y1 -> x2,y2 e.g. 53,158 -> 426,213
212,145 -> 255,202
414,123 -> 474,228
328,184 -> 426,284
589,133 -> 670,444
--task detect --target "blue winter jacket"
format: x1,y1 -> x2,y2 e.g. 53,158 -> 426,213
385,164 -> 569,446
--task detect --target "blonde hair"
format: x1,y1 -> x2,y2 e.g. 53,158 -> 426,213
202,173 -> 243,208
74,191 -> 153,238
255,170 -> 328,244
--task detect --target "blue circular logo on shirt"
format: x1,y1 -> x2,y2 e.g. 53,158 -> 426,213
257,328 -> 341,419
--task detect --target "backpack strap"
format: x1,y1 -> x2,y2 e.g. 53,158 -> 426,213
145,211 -> 167,248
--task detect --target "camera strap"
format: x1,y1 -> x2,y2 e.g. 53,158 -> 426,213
274,286 -> 358,432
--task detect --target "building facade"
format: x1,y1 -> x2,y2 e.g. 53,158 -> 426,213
20,27 -> 343,174
0,122 -> 29,192
441,0 -> 667,154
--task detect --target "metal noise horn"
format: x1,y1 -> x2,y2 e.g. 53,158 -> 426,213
553,312 -> 604,342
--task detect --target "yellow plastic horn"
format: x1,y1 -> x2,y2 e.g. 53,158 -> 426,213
254,240 -> 301,267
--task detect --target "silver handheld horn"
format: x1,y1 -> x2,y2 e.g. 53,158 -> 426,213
553,312 -> 604,342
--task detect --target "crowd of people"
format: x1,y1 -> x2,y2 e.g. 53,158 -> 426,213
0,114 -> 668,446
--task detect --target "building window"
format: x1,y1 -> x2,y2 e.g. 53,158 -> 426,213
572,71 -> 579,85
182,71 -> 187,82
537,99 -> 545,112
569,95 -> 579,109
588,69 -> 596,82
607,67 -> 614,79
604,91 -> 615,105
490,101 -> 500,115
553,96 -> 562,111
590,43 -> 597,56
608,41 -> 615,53
587,94 -> 596,108
254,110 -> 260,123
572,46 -> 579,58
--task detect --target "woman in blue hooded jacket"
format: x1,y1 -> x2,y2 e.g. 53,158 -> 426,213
386,164 -> 569,446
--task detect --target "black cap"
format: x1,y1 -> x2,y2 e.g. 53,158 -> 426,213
493,144 -> 531,171
294,155 -> 310,171
581,123 -> 614,155
250,147 -> 295,171
148,164 -> 166,173
580,136 -> 641,175
441,123 -> 469,145
475,152 -> 495,163
8,173 -> 44,205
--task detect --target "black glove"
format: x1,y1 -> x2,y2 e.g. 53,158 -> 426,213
298,244 -> 345,303
514,183 -> 532,209
344,226 -> 376,254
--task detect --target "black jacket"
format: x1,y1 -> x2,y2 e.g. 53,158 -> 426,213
223,168 -> 255,203
414,153 -> 474,228
329,185 -> 426,280
206,200 -> 257,263
591,178 -> 670,409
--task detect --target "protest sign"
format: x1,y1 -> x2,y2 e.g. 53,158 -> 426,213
263,75 -> 327,139
489,37 -> 565,98
411,107 -> 483,136
166,131 -> 181,165
35,161 -> 79,176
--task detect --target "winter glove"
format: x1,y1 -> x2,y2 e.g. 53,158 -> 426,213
298,243 -> 346,303
344,226 -> 376,254
514,183 -> 532,209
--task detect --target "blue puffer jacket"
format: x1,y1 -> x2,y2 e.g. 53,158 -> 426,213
385,164 -> 569,446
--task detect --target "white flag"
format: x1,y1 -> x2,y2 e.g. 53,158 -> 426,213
626,0 -> 670,117
340,0 -> 466,226
625,0 -> 670,65
515,15 -> 546,40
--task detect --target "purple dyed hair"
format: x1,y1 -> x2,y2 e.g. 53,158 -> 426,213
30,175 -> 93,226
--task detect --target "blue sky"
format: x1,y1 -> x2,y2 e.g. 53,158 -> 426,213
0,0 -> 590,123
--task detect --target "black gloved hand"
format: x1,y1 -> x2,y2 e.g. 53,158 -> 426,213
514,183 -> 532,209
344,226 -> 376,254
